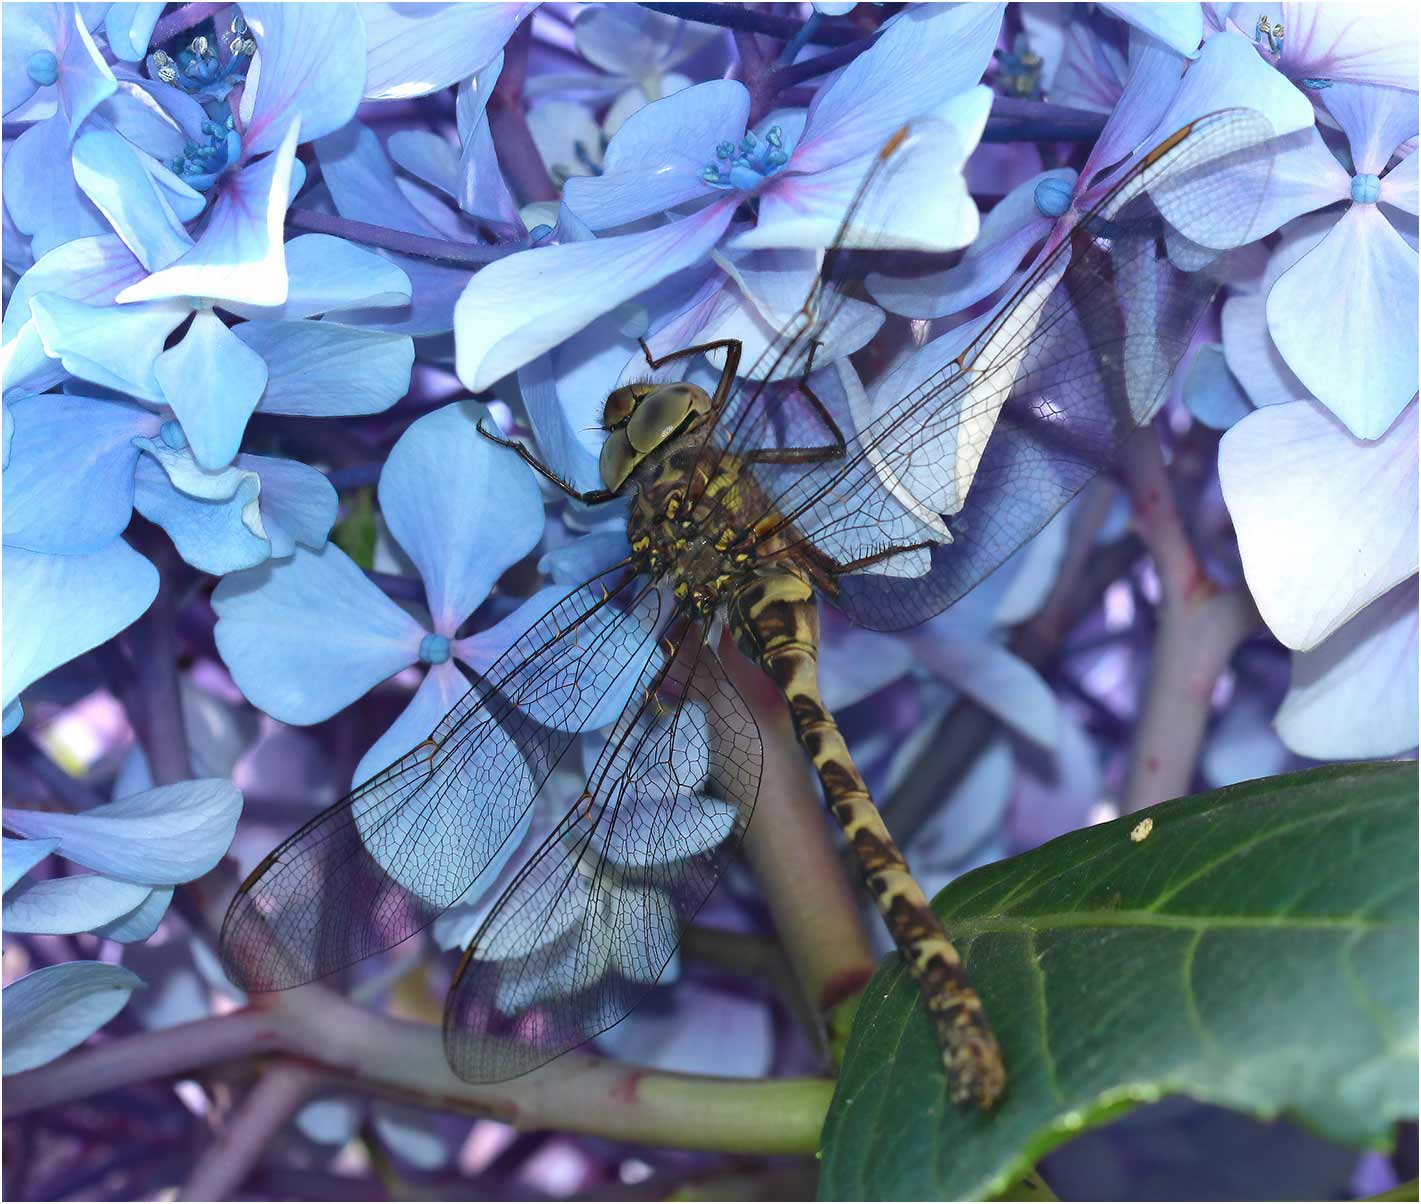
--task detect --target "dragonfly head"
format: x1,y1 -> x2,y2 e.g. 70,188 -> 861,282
599,380 -> 712,489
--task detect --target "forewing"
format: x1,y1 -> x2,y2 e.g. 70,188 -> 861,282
443,625 -> 760,1082
220,566 -> 663,992
765,109 -> 1278,630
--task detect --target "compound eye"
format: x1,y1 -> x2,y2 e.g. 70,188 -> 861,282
626,383 -> 710,453
602,386 -> 638,430
598,427 -> 638,490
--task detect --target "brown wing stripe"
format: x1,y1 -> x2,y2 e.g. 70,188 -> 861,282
732,573 -> 1005,1109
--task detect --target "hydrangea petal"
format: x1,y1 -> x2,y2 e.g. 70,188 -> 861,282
455,198 -> 736,391
235,320 -> 414,417
2,3 -> 54,115
1275,4 -> 1420,91
213,543 -> 425,723
520,346 -> 608,495
1267,205 -> 1418,439
2,836 -> 59,894
2,233 -> 149,343
1201,697 -> 1290,789
574,4 -> 717,80
1099,3 -> 1202,56
3,392 -> 154,554
1183,343 -> 1252,431
3,114 -> 108,258
906,736 -> 1014,882
1274,578 -> 1419,759
223,235 -> 412,321
350,659 -> 468,789
155,309 -> 269,469
132,452 -> 270,575
3,540 -> 157,705
819,629 -> 914,711
1218,399 -> 1418,649
27,292 -> 183,402
563,80 -> 747,229
71,126 -> 200,271
868,168 -> 1068,319
380,402 -> 544,632
103,2 -> 164,61
94,885 -> 172,942
4,779 -> 242,884
536,527 -> 632,589
234,452 -> 337,557
596,984 -> 771,1077
911,634 -> 1060,750
456,61 -> 521,228
242,3 -> 364,156
1246,125 -> 1352,239
360,1 -> 534,100
55,7 -> 117,137
3,873 -> 153,935
118,118 -> 301,307
1381,150 -> 1418,216
2,962 -> 143,1075
793,3 -> 1004,174
1323,80 -> 1419,176
1220,290 -> 1306,408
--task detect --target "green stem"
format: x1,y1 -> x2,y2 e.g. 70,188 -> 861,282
2,986 -> 833,1155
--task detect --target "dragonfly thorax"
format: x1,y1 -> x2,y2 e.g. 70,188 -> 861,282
599,380 -> 713,491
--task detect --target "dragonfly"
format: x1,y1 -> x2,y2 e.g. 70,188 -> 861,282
221,107 -> 1276,1110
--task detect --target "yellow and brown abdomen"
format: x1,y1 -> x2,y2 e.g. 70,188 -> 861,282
729,571 -> 1006,1109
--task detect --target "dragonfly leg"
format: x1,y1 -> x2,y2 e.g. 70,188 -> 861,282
744,340 -> 848,466
830,540 -> 937,575
476,419 -> 620,505
638,337 -> 743,414
731,572 -> 1006,1110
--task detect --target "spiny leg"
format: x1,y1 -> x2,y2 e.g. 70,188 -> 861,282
731,573 -> 1006,1109
638,336 -> 743,413
476,419 -> 620,505
744,340 -> 850,467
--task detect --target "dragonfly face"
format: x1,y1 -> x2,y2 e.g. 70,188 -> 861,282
598,380 -> 714,490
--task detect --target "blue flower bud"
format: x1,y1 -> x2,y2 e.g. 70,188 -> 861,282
1034,176 -> 1073,218
1351,173 -> 1381,205
160,420 -> 188,450
419,633 -> 452,665
26,50 -> 59,87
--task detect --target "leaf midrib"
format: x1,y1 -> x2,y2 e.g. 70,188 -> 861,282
944,909 -> 1410,940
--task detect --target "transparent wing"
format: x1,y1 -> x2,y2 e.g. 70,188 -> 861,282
220,565 -> 663,992
756,108 -> 1278,630
443,623 -> 760,1082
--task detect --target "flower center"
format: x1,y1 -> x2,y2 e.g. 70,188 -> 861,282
1033,176 -> 1072,219
1254,14 -> 1284,56
168,118 -> 243,191
419,633 -> 452,665
151,19 -> 255,112
26,50 -> 59,87
1351,173 -> 1381,205
159,419 -> 188,450
701,126 -> 790,192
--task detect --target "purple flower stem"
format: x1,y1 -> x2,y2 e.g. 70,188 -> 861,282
1121,431 -> 1259,812
639,4 -> 863,46
149,2 -> 228,48
489,19 -> 559,205
984,97 -> 1109,144
285,210 -> 521,268
179,1065 -> 324,1201
717,635 -> 878,1063
770,35 -> 876,92
3,987 -> 834,1154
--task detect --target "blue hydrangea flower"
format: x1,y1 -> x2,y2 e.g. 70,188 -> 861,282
212,402 -> 549,787
454,3 -> 1006,390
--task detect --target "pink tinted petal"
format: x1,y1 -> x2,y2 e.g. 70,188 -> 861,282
1218,400 -> 1418,650
1275,579 -> 1419,759
118,119 -> 301,307
1267,205 -> 1418,439
1277,3 -> 1419,90
242,2 -> 364,155
454,199 -> 736,391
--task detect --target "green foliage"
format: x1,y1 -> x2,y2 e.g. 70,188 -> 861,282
820,763 -> 1418,1201
331,487 -> 378,570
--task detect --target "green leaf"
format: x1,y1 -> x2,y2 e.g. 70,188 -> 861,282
331,487 -> 378,570
820,763 -> 1418,1201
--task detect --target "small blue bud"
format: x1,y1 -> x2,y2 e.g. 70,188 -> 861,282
419,633 -> 451,665
1351,173 -> 1381,205
26,50 -> 59,87
160,420 -> 188,450
1034,176 -> 1073,218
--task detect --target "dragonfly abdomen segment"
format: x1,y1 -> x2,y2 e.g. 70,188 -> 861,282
730,572 -> 1006,1109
